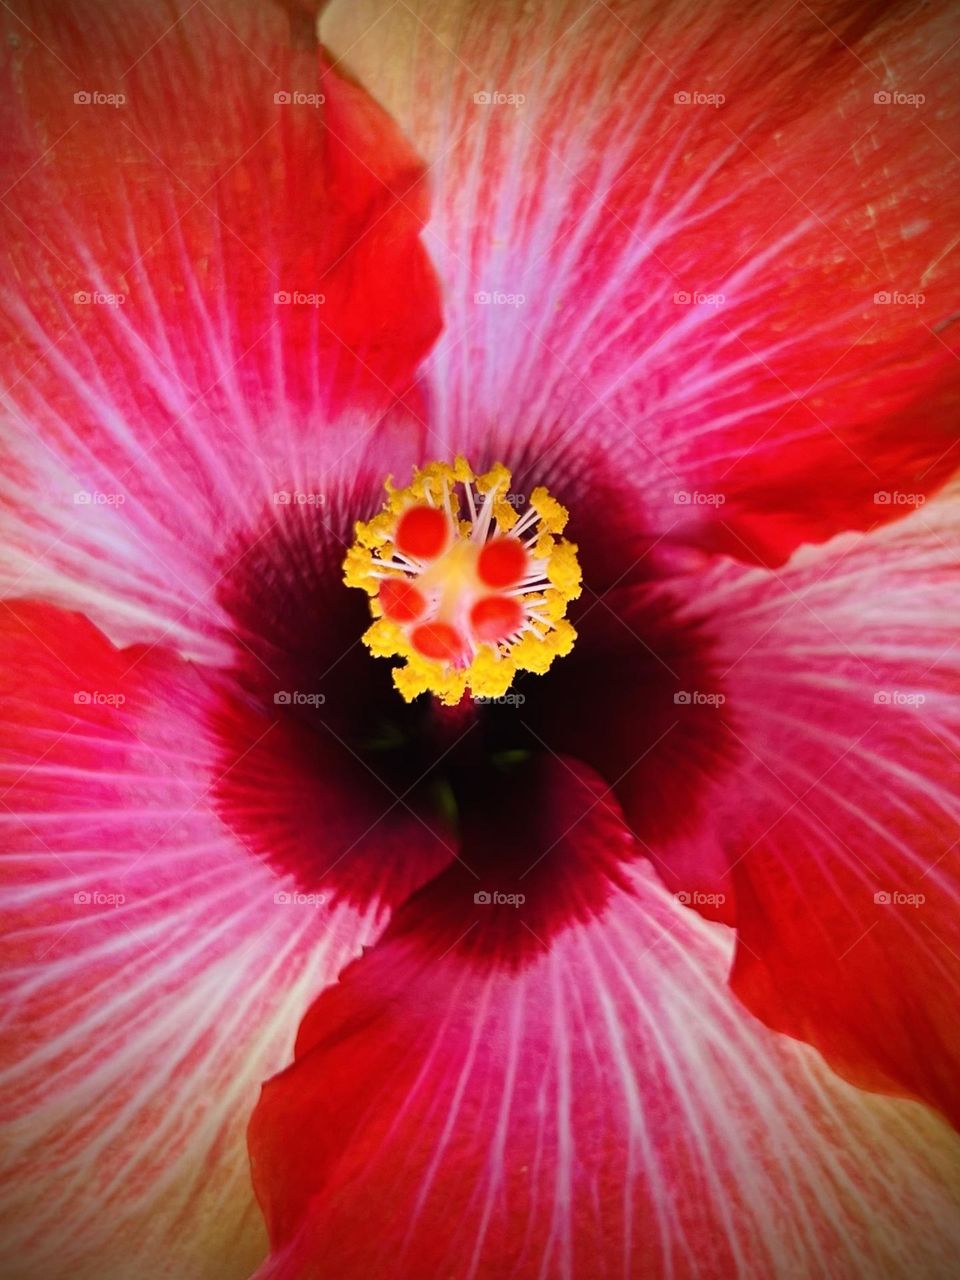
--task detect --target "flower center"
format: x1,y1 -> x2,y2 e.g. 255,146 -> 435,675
344,459 -> 582,705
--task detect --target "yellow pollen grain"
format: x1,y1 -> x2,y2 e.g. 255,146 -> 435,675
530,487 -> 569,534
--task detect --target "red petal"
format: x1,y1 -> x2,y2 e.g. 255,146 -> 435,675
0,601 -> 380,1276
335,0 -> 960,565
0,0 -> 440,649
699,486 -> 960,1124
250,763 -> 960,1279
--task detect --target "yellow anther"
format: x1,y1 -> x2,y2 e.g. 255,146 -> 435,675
343,460 -> 580,703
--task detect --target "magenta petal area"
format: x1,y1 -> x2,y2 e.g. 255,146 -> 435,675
0,598 -> 386,1276
249,775 -> 960,1280
399,0 -> 960,568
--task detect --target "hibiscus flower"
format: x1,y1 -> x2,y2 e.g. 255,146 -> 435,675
2,0 -> 960,1277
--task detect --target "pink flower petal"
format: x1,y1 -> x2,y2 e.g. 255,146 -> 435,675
329,0 -> 960,565
687,484 -> 960,1125
250,756 -> 960,1278
0,0 -> 440,656
0,601 -> 383,1277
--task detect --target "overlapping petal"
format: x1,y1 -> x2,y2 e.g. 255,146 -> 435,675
0,0 -> 440,657
327,0 -> 960,566
0,601 -> 396,1278
0,8 -> 451,1265
251,784 -> 960,1278
321,0 -> 960,1130
5,2 -> 960,1277
677,482 -> 960,1127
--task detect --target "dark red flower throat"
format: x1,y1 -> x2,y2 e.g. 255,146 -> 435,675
211,451 -> 733,965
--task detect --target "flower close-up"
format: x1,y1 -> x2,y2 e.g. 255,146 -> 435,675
2,0 -> 960,1277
